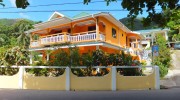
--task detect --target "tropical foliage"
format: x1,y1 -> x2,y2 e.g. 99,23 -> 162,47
48,48 -> 141,76
153,34 -> 171,77
0,46 -> 29,66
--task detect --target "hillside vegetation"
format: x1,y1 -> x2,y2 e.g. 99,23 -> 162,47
119,17 -> 159,31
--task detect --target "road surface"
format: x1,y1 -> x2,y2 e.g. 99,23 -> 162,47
0,88 -> 180,100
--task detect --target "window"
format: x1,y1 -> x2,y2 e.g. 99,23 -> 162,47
67,29 -> 71,33
88,26 -> 96,31
56,30 -> 62,33
112,28 -> 116,38
122,33 -> 123,37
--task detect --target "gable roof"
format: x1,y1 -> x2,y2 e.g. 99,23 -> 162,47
28,12 -> 138,34
48,11 -> 65,21
72,12 -> 90,19
135,28 -> 169,35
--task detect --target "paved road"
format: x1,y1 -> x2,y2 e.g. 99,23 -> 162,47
0,88 -> 180,100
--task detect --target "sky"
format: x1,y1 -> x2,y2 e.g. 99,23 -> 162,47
0,0 -> 162,22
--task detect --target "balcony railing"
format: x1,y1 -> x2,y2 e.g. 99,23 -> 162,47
30,32 -> 105,48
41,34 -> 65,45
130,41 -> 142,49
68,33 -> 105,42
30,40 -> 40,47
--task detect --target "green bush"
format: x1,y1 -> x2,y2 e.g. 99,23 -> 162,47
0,67 -> 19,76
153,34 -> 171,78
28,48 -> 142,77
25,68 -> 65,77
50,49 -> 70,66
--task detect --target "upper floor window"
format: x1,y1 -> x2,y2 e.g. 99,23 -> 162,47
112,28 -> 116,38
88,26 -> 96,32
67,29 -> 71,33
122,33 -> 124,37
56,30 -> 62,33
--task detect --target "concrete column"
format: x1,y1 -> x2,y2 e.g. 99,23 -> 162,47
96,18 -> 100,40
46,53 -> 49,61
154,66 -> 160,89
19,66 -> 25,89
151,32 -> 154,46
111,66 -> 116,91
136,38 -> 138,48
66,67 -> 70,91
165,31 -> 168,41
96,46 -> 99,50
30,53 -> 33,65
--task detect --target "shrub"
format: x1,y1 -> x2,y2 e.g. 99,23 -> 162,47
153,34 -> 171,77
0,67 -> 19,76
50,49 -> 70,66
26,68 -> 65,77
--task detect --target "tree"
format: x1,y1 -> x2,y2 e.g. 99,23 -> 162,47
84,0 -> 179,28
0,0 -> 29,9
153,34 -> 171,77
0,37 -> 4,46
13,19 -> 34,48
0,46 -> 29,66
167,9 -> 180,34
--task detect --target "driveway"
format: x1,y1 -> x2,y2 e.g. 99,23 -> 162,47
0,88 -> 180,100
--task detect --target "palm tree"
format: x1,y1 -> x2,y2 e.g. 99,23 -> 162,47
0,37 -> 4,46
13,20 -> 33,48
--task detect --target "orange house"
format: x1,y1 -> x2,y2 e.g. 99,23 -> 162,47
27,12 -> 143,64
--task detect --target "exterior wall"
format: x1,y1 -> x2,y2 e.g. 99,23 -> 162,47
23,72 -> 66,90
116,71 -> 155,90
99,46 -> 119,54
99,17 -> 126,47
70,69 -> 112,91
0,73 -> 19,89
0,66 -> 158,91
79,46 -> 96,54
73,24 -> 96,34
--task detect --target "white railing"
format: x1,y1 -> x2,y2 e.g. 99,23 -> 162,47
130,42 -> 142,49
30,32 -> 105,47
31,41 -> 40,47
68,33 -> 97,42
41,35 -> 65,45
100,33 -> 105,41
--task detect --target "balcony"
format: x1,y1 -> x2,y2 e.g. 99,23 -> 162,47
30,40 -> 41,47
30,31 -> 105,48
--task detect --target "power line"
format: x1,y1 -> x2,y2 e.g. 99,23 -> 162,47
0,9 -> 162,13
0,0 -> 122,9
0,9 -> 128,13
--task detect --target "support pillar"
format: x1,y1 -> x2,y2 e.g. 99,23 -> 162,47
95,18 -> 100,40
19,66 -> 25,89
155,66 -> 160,90
30,53 -> 33,65
46,53 -> 49,61
111,66 -> 116,91
66,67 -> 70,91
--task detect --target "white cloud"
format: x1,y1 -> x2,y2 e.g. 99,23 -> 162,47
9,0 -> 16,7
19,13 -> 30,19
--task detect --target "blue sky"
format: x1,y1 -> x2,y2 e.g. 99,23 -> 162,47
0,0 -> 162,22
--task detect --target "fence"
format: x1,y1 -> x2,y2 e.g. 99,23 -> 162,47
0,66 -> 160,91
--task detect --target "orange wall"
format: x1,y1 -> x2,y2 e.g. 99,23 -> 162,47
99,46 -> 119,54
31,16 -> 141,49
98,17 -> 127,47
